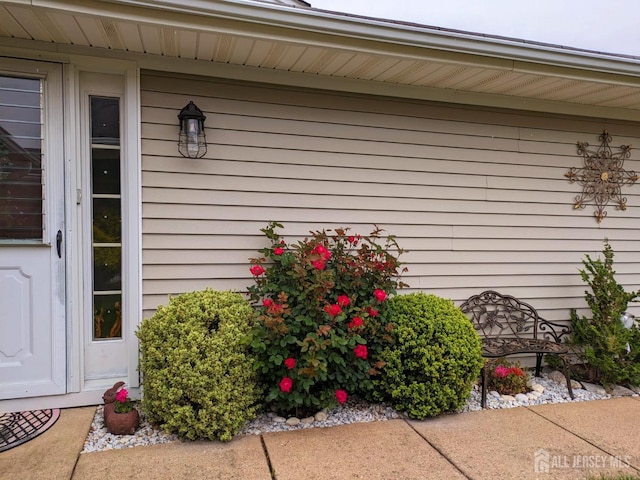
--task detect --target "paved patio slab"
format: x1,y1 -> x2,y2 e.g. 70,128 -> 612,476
263,419 -> 465,480
409,406 -> 634,480
0,406 -> 95,480
530,397 -> 640,470
72,434 -> 270,480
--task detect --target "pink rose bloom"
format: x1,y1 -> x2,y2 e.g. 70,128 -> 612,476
348,317 -> 363,329
273,247 -> 284,255
494,366 -> 510,378
279,377 -> 293,393
324,304 -> 342,317
353,345 -> 368,359
284,357 -> 296,370
367,307 -> 379,317
116,388 -> 128,403
373,289 -> 387,301
250,265 -> 265,276
263,299 -> 273,308
335,389 -> 348,404
337,295 -> 350,307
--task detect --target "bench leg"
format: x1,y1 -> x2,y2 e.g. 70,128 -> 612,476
560,354 -> 574,400
535,353 -> 543,377
480,363 -> 490,408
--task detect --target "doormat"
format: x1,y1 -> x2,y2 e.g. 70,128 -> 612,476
0,409 -> 60,453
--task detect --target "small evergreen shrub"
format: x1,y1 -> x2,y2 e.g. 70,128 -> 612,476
136,289 -> 260,441
248,222 -> 407,415
488,358 -> 528,395
373,293 -> 483,419
569,240 -> 640,387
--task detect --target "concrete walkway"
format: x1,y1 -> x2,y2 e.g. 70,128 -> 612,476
2,397 -> 640,480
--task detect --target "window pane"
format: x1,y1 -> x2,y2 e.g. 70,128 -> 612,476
90,97 -> 119,145
0,76 -> 42,240
91,148 -> 121,194
91,95 -> 122,340
93,247 -> 121,291
92,198 -> 121,243
93,294 -> 122,339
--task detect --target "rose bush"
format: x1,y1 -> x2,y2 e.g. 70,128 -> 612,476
248,221 -> 407,414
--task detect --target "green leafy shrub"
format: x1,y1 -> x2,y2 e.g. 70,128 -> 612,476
569,240 -> 640,387
248,222 -> 407,415
373,293 -> 483,419
136,289 -> 260,441
488,359 -> 528,395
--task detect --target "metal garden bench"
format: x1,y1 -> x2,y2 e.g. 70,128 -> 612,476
459,290 -> 575,408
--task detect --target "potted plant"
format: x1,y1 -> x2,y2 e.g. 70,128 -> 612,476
103,382 -> 139,435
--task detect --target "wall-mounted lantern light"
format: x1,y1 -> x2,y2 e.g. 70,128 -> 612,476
178,101 -> 207,158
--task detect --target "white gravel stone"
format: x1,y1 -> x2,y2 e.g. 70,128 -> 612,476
285,417 -> 301,426
531,384 -> 545,393
83,372 -> 618,453
515,393 -> 529,403
501,395 -> 516,402
581,382 -> 607,396
314,411 -> 328,422
301,416 -> 315,424
611,385 -> 635,397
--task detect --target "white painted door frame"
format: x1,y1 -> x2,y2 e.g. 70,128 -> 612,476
0,55 -> 141,412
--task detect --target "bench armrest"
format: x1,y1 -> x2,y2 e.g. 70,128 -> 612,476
538,318 -> 571,343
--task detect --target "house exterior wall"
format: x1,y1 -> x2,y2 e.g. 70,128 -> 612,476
140,70 -> 640,323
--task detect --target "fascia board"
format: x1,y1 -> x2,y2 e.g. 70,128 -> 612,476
88,0 -> 640,77
3,35 -> 640,123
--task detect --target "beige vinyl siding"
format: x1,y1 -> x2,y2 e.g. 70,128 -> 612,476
140,71 -> 640,324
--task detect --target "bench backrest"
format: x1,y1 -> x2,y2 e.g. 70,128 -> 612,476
459,290 -> 540,339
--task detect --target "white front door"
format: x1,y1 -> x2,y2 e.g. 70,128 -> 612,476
0,60 -> 65,399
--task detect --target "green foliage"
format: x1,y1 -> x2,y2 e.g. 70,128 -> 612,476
487,358 -> 528,395
569,240 -> 640,387
136,289 -> 260,441
373,293 -> 483,419
247,221 -> 407,415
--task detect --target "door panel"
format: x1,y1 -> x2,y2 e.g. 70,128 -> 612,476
0,60 -> 65,399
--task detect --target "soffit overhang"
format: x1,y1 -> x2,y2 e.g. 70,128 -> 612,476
2,0 -> 640,118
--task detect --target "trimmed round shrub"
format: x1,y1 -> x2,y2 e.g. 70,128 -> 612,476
136,289 -> 261,441
373,293 -> 483,419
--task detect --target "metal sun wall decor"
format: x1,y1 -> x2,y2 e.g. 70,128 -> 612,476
565,130 -> 638,223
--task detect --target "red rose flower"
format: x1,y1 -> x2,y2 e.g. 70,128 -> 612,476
284,357 -> 296,370
335,389 -> 348,404
324,304 -> 342,317
373,289 -> 387,301
313,245 -> 331,260
353,344 -> 368,359
311,260 -> 326,270
337,295 -> 350,307
348,317 -> 363,329
348,235 -> 356,244
270,303 -> 283,315
250,265 -> 265,276
273,247 -> 284,255
279,377 -> 293,393
367,307 -> 379,317
263,298 -> 273,307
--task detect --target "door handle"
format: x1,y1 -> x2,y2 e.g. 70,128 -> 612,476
56,230 -> 62,258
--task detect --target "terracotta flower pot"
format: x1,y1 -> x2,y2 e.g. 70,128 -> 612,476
104,405 -> 140,435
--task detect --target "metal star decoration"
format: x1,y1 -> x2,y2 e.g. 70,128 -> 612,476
565,130 -> 638,223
